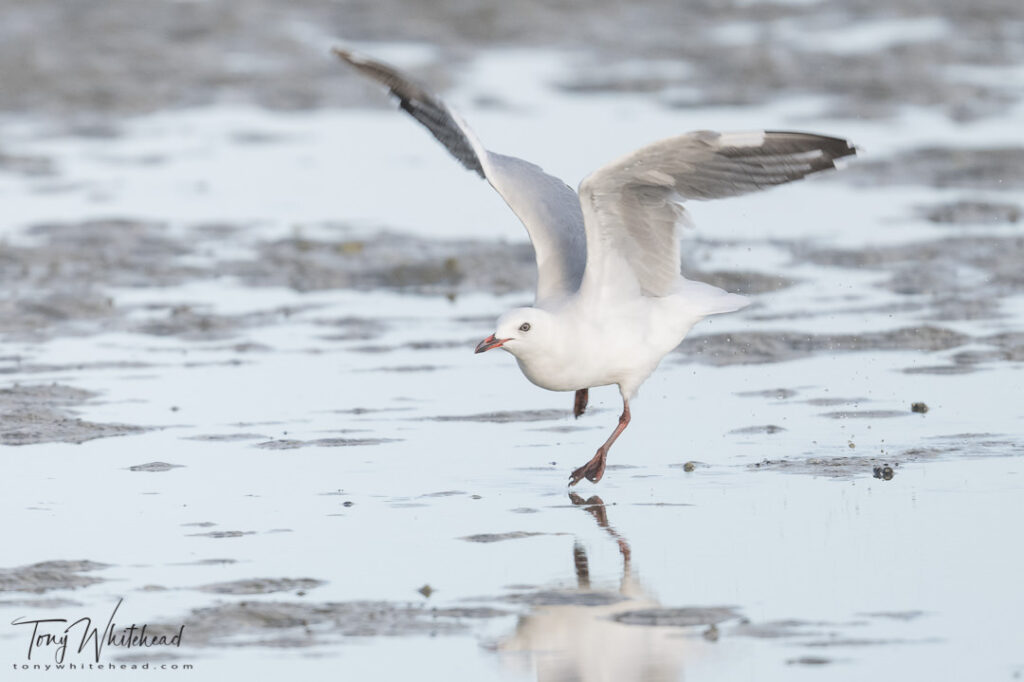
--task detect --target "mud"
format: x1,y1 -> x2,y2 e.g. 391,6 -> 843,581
819,410 -> 909,419
254,437 -> 401,449
135,305 -> 313,342
0,598 -> 83,608
3,216 -> 1019,370
128,461 -> 185,472
752,456 -> 902,478
226,234 -> 536,296
147,599 -> 507,648
803,637 -> 938,648
862,610 -> 925,621
730,424 -> 786,435
331,407 -> 414,416
0,359 -> 156,377
314,316 -> 390,342
0,383 -> 148,445
184,433 -> 270,442
0,221 -> 195,341
3,223 -> 791,355
918,200 -> 1021,225
726,611 -> 937,651
427,409 -> 570,423
0,219 -> 189,341
1,0 -> 1019,125
679,326 -> 969,366
958,332 -> 1024,363
0,151 -> 55,177
0,291 -> 119,341
845,147 -> 1024,190
794,235 -> 1024,307
680,268 -> 796,295
0,220 -> 514,343
0,560 -> 110,594
460,531 -> 552,543
902,364 -> 978,375
745,301 -> 929,324
613,606 -> 742,627
736,388 -> 799,400
498,590 -> 626,607
751,434 -> 1021,477
363,364 -> 447,373
729,619 -> 833,640
788,657 -> 834,666
803,397 -> 873,407
530,423 -> 600,433
197,578 -> 326,595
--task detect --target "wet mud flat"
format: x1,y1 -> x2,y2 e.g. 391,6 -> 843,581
1,0 -> 1021,123
0,384 -> 147,445
4,479 -> 1017,680
2,152 -> 1024,678
2,1 -> 1024,680
3,213 -> 1021,449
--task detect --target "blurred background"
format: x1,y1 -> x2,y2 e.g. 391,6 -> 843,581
1,0 -> 1021,120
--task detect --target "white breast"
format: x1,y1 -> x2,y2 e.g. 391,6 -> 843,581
511,295 -> 701,396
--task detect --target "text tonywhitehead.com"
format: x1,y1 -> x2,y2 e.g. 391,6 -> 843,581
11,663 -> 194,671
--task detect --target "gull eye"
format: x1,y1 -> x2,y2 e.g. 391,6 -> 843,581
519,322 -> 531,332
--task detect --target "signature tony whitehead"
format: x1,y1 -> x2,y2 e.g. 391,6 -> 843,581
10,599 -> 184,663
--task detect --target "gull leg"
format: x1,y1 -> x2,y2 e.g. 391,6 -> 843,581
569,400 -> 630,486
573,388 -> 589,419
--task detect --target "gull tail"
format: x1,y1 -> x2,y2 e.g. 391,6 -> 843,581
674,277 -> 751,317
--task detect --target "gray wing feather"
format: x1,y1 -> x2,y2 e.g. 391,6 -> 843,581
579,130 -> 856,297
334,48 -> 484,177
485,154 -> 586,300
334,47 -> 586,303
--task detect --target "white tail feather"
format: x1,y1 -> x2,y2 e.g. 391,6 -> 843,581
675,277 -> 750,316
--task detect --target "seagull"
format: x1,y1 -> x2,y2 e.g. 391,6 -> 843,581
333,47 -> 856,485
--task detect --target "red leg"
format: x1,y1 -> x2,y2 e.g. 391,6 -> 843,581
569,400 -> 630,486
573,388 -> 589,419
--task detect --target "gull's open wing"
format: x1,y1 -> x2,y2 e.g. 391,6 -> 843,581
577,130 -> 856,298
334,48 -> 586,304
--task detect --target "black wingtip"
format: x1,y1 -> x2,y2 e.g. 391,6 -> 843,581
771,131 -> 858,173
331,45 -> 487,179
332,46 -> 371,67
331,45 -> 353,63
834,139 -> 859,169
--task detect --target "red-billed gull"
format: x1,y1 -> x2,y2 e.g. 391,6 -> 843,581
334,47 -> 856,485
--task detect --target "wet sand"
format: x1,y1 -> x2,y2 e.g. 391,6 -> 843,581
2,0 -> 1023,680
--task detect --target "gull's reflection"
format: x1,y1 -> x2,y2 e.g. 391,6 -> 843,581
498,493 -> 689,682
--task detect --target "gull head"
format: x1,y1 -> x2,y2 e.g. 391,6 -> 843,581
474,307 -> 553,359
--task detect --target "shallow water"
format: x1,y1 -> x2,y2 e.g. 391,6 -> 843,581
2,21 -> 1024,682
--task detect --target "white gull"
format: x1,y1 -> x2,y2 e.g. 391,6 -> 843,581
333,47 -> 856,485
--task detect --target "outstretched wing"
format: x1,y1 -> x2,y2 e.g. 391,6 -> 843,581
333,47 -> 586,304
577,130 -> 856,299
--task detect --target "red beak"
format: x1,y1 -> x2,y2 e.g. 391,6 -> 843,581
475,334 -> 508,354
